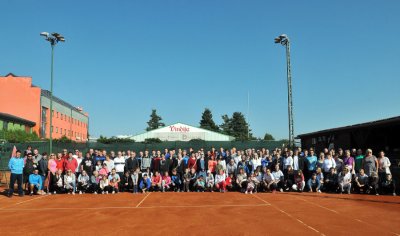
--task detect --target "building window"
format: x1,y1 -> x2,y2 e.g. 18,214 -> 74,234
51,125 -> 54,133
312,138 -> 316,145
56,112 -> 59,118
41,107 -> 47,137
56,127 -> 58,133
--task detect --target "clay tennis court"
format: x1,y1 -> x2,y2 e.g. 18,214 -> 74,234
0,191 -> 399,235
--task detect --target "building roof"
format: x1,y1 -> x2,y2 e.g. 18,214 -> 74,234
41,89 -> 87,115
0,112 -> 36,127
131,122 -> 234,137
297,116 -> 400,138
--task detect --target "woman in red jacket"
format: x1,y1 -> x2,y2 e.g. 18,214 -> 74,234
188,153 -> 197,171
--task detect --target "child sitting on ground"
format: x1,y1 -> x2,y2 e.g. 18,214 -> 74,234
162,171 -> 171,192
194,175 -> 206,192
245,175 -> 255,194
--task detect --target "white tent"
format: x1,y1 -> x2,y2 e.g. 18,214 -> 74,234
129,122 -> 234,142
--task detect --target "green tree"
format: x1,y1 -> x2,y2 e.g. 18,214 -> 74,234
146,109 -> 165,131
220,114 -> 232,135
199,108 -> 220,132
231,112 -> 252,141
97,135 -> 135,144
220,112 -> 252,140
264,132 -> 275,141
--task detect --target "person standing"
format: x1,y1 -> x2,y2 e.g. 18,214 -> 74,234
377,151 -> 391,182
8,150 -> 25,197
305,149 -> 317,181
23,153 -> 35,191
38,153 -> 49,193
363,149 -> 378,176
354,149 -> 364,173
113,151 -> 125,177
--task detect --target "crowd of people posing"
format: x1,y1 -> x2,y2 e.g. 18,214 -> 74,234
7,146 -> 397,197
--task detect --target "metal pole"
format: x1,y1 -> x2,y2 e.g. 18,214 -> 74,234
49,44 -> 54,154
285,40 -> 294,148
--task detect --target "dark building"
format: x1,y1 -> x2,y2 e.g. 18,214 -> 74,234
297,116 -> 400,158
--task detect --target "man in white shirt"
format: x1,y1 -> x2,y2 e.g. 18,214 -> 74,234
114,151 -> 126,177
272,164 -> 285,192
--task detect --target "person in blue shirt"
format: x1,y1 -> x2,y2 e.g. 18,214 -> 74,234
139,174 -> 151,193
28,169 -> 43,196
8,150 -> 25,197
182,150 -> 189,168
306,149 -> 318,180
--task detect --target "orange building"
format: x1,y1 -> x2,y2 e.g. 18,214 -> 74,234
0,73 -> 89,142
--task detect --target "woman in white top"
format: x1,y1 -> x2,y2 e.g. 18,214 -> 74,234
64,169 -> 76,195
103,155 -> 115,173
323,153 -> 336,174
251,153 -> 262,171
338,167 -> 352,194
377,151 -> 391,181
283,151 -> 293,171
100,175 -> 110,194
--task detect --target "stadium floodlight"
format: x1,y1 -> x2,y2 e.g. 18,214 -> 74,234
40,32 -> 49,37
40,31 -> 66,154
275,34 -> 294,148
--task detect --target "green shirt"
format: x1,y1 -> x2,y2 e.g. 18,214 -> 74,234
355,155 -> 364,172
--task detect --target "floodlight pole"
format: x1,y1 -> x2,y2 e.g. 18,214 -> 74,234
41,32 -> 65,154
275,34 -> 294,148
49,44 -> 54,154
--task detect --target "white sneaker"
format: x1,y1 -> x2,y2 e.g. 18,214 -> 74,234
53,191 -> 56,195
112,191 -> 115,194
102,191 -> 105,194
280,188 -> 283,192
245,191 -> 248,194
106,191 -> 109,194
318,190 -> 321,193
94,192 -> 98,194
250,191 -> 253,194
67,192 -> 71,195
79,191 -> 82,195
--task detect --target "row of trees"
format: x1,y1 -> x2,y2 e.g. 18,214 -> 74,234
146,108 -> 275,141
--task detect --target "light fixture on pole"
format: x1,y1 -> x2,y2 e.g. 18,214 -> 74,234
275,34 -> 294,148
40,32 -> 65,154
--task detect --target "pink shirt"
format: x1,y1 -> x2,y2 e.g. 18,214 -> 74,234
48,159 -> 57,174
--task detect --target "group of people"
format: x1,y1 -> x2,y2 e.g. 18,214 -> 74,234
7,145 -> 397,197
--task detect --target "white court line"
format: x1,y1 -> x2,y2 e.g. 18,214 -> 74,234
251,194 -> 271,205
135,192 -> 151,208
292,195 -> 339,214
292,194 -> 400,236
252,194 -> 325,236
0,195 -> 48,209
0,203 -> 270,211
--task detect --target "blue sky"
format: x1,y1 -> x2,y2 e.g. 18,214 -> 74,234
1,0 -> 399,139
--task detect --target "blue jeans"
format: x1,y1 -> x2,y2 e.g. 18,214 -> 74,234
9,173 -> 24,195
41,175 -> 46,190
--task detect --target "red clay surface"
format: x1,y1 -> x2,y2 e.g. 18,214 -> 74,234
0,190 -> 399,236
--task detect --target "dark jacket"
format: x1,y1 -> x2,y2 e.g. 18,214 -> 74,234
126,158 -> 139,172
159,159 -> 171,174
24,159 -> 35,176
50,173 -> 64,188
38,158 -> 49,176
82,157 -> 95,174
196,158 -> 208,172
